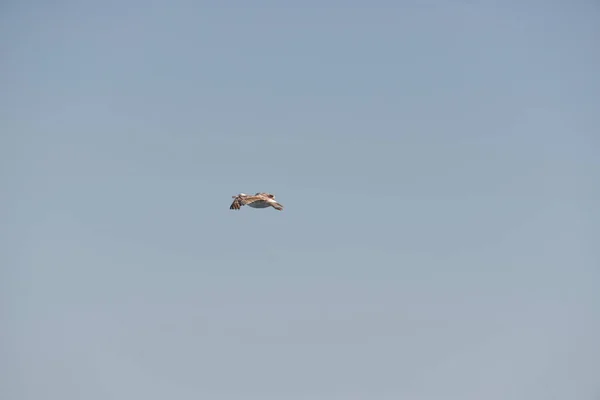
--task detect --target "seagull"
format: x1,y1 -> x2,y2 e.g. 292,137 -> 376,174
230,192 -> 284,211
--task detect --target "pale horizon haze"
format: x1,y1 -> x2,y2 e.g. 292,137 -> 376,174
2,1 -> 599,399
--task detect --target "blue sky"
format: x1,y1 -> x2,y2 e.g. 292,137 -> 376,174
2,1 -> 599,399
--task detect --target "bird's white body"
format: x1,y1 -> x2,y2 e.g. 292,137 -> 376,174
247,201 -> 271,208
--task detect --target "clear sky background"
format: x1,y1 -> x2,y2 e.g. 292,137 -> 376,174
2,1 -> 599,399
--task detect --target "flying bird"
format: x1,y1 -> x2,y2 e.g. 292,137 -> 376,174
230,192 -> 284,211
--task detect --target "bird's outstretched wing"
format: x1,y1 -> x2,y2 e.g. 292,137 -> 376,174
229,195 -> 265,210
256,192 -> 275,199
229,196 -> 243,210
